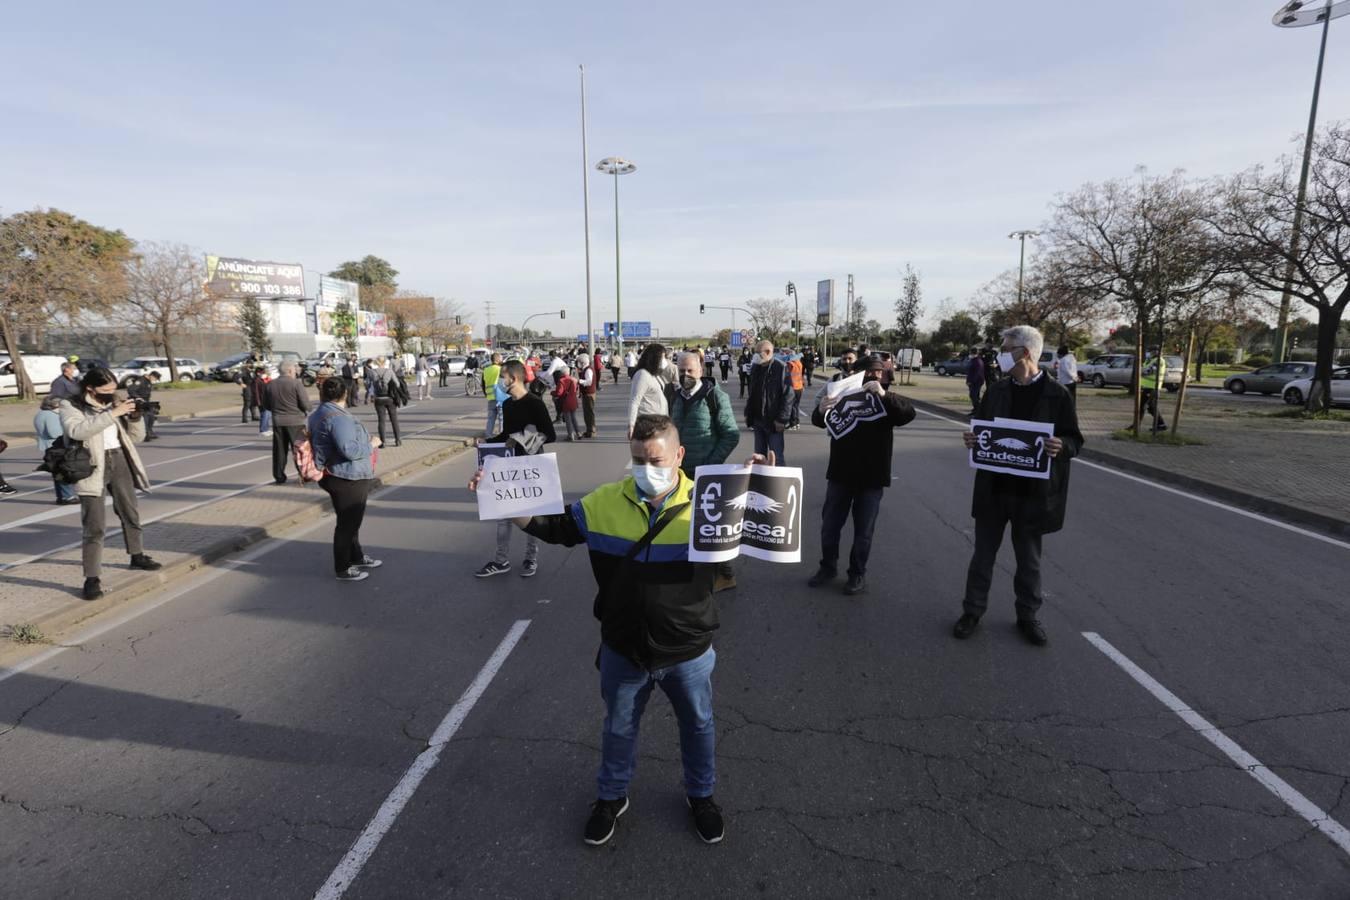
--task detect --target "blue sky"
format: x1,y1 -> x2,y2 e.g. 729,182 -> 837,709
3,0 -> 1345,338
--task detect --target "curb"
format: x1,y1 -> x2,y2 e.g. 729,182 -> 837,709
1,405 -> 239,450
905,397 -> 1350,541
19,436 -> 478,641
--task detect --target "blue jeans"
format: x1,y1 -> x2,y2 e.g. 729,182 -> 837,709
597,643 -> 716,801
485,401 -> 500,438
259,409 -> 273,433
752,423 -> 786,465
819,480 -> 884,577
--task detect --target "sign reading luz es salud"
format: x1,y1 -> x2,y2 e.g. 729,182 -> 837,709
689,464 -> 804,563
206,256 -> 306,299
476,453 -> 564,520
968,417 -> 1055,480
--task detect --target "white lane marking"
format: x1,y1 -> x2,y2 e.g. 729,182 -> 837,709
3,441 -> 258,490
1083,631 -> 1350,858
0,455 -> 271,534
312,619 -> 532,900
912,408 -> 1350,552
0,458 -> 465,679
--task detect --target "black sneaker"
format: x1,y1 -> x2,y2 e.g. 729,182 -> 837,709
953,613 -> 980,639
354,556 -> 383,569
475,561 -> 511,578
584,796 -> 629,846
129,554 -> 162,571
1016,618 -> 1049,646
336,567 -> 370,582
687,795 -> 725,844
0,483 -> 17,496
520,560 -> 538,578
82,577 -> 103,601
843,575 -> 866,596
807,567 -> 836,588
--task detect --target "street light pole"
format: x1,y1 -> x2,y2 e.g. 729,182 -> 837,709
1271,0 -> 1346,361
786,281 -> 799,345
1009,230 -> 1040,313
597,157 -> 636,358
580,65 -> 595,363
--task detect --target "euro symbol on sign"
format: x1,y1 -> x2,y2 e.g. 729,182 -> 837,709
699,481 -> 723,523
977,429 -> 992,451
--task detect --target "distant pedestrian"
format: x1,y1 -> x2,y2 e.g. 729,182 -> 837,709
553,365 -> 582,440
254,367 -> 273,436
361,358 -> 375,406
237,367 -> 260,423
475,360 -> 556,579
370,357 -> 404,447
703,348 -> 716,380
718,347 -> 731,382
316,360 -> 335,387
737,348 -> 752,398
627,344 -> 670,440
34,396 -> 78,504
1138,349 -> 1167,431
954,326 -> 1084,647
264,362 -> 310,484
438,354 -> 450,388
623,348 -> 638,380
802,347 -> 817,386
787,351 -> 805,429
965,347 -> 986,416
60,367 -> 162,601
578,356 -> 598,438
1056,345 -> 1078,403
415,353 -> 430,400
482,353 -> 504,437
341,356 -> 358,406
608,351 -> 621,384
745,340 -> 791,465
808,355 -> 915,596
124,370 -> 160,440
49,361 -> 81,402
308,377 -> 383,582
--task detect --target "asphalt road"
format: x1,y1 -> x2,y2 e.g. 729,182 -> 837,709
1,384 -> 1347,899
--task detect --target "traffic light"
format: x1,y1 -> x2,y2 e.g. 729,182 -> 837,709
699,304 -> 705,314
454,315 -> 462,325
560,309 -> 566,319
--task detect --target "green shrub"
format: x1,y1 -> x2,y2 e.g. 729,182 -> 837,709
1244,354 -> 1271,368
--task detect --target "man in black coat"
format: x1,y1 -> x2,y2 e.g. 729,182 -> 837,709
263,362 -> 310,484
124,371 -> 160,440
954,326 -> 1084,646
744,341 -> 792,465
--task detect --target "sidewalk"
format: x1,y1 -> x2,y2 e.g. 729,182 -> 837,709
883,371 -> 1350,536
0,383 -> 246,447
0,419 -> 480,643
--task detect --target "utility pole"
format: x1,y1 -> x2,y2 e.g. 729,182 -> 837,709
580,65 -> 595,363
1009,230 -> 1040,314
484,300 -> 495,347
846,274 -> 854,334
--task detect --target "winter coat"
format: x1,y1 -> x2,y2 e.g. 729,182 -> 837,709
58,398 -> 150,497
628,369 -> 669,430
553,375 -> 580,412
666,378 -> 740,473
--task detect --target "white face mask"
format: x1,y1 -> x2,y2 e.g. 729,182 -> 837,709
997,351 -> 1018,372
632,464 -> 677,497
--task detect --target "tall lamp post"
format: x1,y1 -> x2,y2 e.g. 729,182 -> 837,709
1009,230 -> 1040,313
596,156 -> 636,359
579,66 -> 596,363
785,281 -> 800,345
1271,0 -> 1348,362
521,309 -> 567,342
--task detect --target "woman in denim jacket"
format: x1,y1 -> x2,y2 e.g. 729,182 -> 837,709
309,377 -> 382,582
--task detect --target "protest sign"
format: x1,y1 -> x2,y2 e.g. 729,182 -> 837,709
689,464 -> 804,563
476,453 -> 564,520
824,389 -> 887,439
823,371 -> 864,401
968,418 -> 1055,480
476,442 -> 514,469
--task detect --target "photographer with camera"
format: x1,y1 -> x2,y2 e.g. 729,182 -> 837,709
59,367 -> 162,601
123,370 -> 161,441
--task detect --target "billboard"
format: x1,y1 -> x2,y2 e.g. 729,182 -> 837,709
206,256 -> 305,299
603,321 -> 652,339
359,311 -> 388,337
816,280 -> 834,326
317,276 -> 359,308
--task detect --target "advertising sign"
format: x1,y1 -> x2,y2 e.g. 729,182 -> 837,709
824,390 -> 888,440
968,418 -> 1056,480
816,280 -> 834,326
206,256 -> 305,299
689,464 -> 804,563
475,453 -> 564,520
358,311 -> 388,337
317,276 -> 359,308
603,321 -> 653,340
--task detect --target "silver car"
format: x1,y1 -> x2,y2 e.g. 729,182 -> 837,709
1091,355 -> 1184,391
1224,361 -> 1316,395
1282,366 -> 1350,406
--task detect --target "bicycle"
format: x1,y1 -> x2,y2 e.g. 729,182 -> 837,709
464,370 -> 484,397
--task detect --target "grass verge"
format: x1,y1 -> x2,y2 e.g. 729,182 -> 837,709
1261,406 -> 1350,422
1110,428 -> 1207,446
5,623 -> 49,644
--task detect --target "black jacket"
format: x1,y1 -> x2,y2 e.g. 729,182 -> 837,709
263,376 -> 310,427
971,375 -> 1084,534
489,392 -> 557,446
745,358 -> 791,428
811,387 -> 915,488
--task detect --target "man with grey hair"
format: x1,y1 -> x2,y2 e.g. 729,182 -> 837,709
954,325 -> 1083,646
264,361 -> 311,484
49,361 -> 82,402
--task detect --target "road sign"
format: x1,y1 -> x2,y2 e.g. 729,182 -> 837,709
603,321 -> 652,339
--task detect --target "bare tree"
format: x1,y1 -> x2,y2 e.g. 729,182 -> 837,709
746,297 -> 791,340
1211,124 -> 1350,412
113,243 -> 209,382
894,265 -> 924,385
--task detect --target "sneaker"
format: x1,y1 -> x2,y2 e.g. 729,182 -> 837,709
143,433 -> 159,441
475,561 -> 511,578
56,497 -> 80,506
1016,618 -> 1049,646
520,560 -> 538,578
0,483 -> 17,496
354,556 -> 383,569
82,577 -> 103,601
261,430 -> 273,437
336,567 -> 370,582
952,613 -> 981,640
807,567 -> 836,588
129,554 -> 162,571
584,796 -> 629,846
843,574 -> 867,596
687,795 -> 725,844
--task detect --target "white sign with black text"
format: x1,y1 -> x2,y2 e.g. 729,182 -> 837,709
689,464 -> 804,563
824,390 -> 887,439
475,453 -> 565,520
968,418 -> 1055,480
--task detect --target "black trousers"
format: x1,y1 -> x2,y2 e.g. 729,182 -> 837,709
241,393 -> 258,422
438,368 -> 449,387
272,425 -> 303,482
804,367 -> 814,386
374,398 -> 401,444
738,373 -> 748,397
819,480 -> 884,577
962,494 -> 1044,620
142,410 -> 158,436
582,392 -> 596,434
968,383 -> 982,413
320,475 -> 371,573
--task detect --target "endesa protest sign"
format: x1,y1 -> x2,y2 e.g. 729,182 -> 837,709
968,418 -> 1055,480
824,390 -> 887,439
476,442 -> 514,469
689,464 -> 804,563
476,453 -> 564,520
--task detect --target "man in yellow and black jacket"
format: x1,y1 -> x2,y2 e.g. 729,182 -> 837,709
473,413 -> 724,848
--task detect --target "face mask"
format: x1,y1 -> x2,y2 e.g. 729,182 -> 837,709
680,374 -> 698,391
632,464 -> 676,497
997,351 -> 1017,372
863,373 -> 881,384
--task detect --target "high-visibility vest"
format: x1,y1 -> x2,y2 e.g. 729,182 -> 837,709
788,359 -> 804,391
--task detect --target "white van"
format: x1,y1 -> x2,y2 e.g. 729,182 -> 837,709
0,355 -> 68,397
895,348 -> 923,371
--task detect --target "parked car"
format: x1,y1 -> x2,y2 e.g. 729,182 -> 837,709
1282,366 -> 1350,407
1089,355 -> 1184,391
1079,354 -> 1134,385
1224,361 -> 1316,396
0,354 -> 69,397
933,356 -> 974,377
438,355 -> 467,376
111,356 -> 203,386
